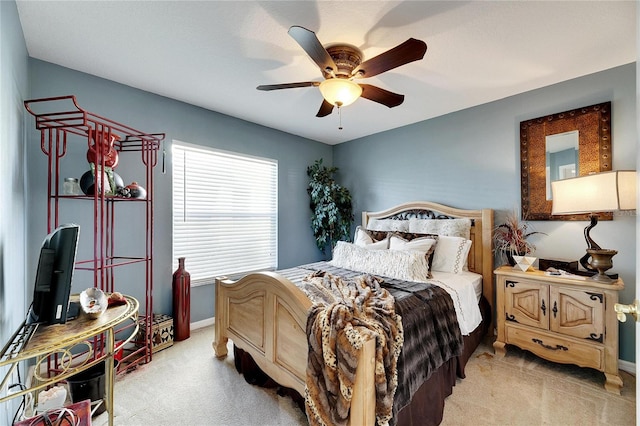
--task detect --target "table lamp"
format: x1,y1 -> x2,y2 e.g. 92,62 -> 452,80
551,170 -> 636,283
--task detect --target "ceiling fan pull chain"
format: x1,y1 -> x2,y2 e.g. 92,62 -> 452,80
338,105 -> 343,130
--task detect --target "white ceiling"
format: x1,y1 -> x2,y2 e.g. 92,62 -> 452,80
16,1 -> 636,145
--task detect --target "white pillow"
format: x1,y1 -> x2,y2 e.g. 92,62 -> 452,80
389,234 -> 438,278
431,236 -> 472,274
330,241 -> 430,282
389,235 -> 436,253
409,218 -> 472,239
354,226 -> 388,249
366,218 -> 409,233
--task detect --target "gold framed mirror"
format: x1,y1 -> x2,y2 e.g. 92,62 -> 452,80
520,102 -> 612,221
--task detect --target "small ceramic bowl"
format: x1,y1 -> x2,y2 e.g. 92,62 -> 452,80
80,288 -> 108,319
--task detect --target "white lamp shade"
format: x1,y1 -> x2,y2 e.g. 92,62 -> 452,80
318,79 -> 362,107
551,170 -> 637,215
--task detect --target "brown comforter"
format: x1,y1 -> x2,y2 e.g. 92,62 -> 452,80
280,262 -> 464,424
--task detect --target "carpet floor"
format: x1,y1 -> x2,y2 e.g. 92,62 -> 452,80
94,325 -> 635,425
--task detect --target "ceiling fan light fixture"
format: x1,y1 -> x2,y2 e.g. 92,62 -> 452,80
318,79 -> 362,107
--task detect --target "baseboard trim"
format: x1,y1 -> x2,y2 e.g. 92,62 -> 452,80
619,359 -> 635,374
191,317 -> 215,330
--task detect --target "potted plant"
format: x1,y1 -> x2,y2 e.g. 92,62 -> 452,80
493,210 -> 545,266
307,159 -> 353,255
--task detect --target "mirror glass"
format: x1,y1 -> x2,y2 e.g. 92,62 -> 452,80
520,102 -> 612,221
545,130 -> 579,200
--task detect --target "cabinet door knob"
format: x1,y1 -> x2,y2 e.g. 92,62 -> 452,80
615,300 -> 639,323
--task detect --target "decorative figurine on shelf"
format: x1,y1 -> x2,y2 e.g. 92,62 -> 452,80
172,257 -> 191,341
125,182 -> 147,199
116,186 -> 131,198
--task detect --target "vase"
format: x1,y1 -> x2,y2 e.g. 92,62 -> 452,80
80,169 -> 124,196
86,146 -> 119,169
172,257 -> 191,341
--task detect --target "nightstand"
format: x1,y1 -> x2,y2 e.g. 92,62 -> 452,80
493,265 -> 623,394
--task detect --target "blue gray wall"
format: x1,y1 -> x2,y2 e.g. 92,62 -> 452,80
0,1 -> 29,423
335,63 -> 637,362
26,59 -> 331,324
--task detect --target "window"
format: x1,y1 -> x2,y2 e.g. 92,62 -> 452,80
172,142 -> 278,285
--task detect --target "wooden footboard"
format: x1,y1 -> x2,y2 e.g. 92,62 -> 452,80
213,272 -> 376,425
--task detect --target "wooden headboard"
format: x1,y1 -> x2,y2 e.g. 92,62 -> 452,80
362,201 -> 494,331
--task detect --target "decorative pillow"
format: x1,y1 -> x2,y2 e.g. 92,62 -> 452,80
389,234 -> 438,278
363,228 -> 389,242
330,241 -> 431,283
366,218 -> 410,233
389,235 -> 436,253
431,236 -> 473,274
357,228 -> 441,250
409,218 -> 472,239
362,229 -> 439,243
354,226 -> 388,249
392,231 -> 439,242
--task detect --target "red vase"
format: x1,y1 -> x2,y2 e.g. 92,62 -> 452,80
172,257 -> 191,341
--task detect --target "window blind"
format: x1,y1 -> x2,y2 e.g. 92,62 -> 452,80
172,142 -> 278,285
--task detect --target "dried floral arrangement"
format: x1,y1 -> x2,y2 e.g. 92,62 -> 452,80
493,210 -> 545,265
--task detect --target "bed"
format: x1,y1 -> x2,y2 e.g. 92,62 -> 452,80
213,201 -> 494,425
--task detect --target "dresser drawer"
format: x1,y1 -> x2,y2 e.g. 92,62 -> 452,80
506,325 -> 603,370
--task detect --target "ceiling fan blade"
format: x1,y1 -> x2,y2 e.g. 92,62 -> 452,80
316,100 -> 334,117
353,38 -> 427,78
288,26 -> 337,75
257,82 -> 319,91
359,84 -> 405,108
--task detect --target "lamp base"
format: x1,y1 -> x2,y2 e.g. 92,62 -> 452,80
585,248 -> 618,283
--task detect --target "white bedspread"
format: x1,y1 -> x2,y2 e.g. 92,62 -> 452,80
428,271 -> 483,336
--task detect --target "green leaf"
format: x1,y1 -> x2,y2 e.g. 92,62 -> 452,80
307,158 -> 353,254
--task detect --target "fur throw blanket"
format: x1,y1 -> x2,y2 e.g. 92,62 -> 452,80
301,271 -> 404,426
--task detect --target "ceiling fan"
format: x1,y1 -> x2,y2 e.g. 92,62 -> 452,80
257,26 -> 427,117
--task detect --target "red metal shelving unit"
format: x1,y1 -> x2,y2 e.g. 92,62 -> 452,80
24,95 -> 165,372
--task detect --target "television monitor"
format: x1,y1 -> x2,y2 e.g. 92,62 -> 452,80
27,224 -> 80,325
